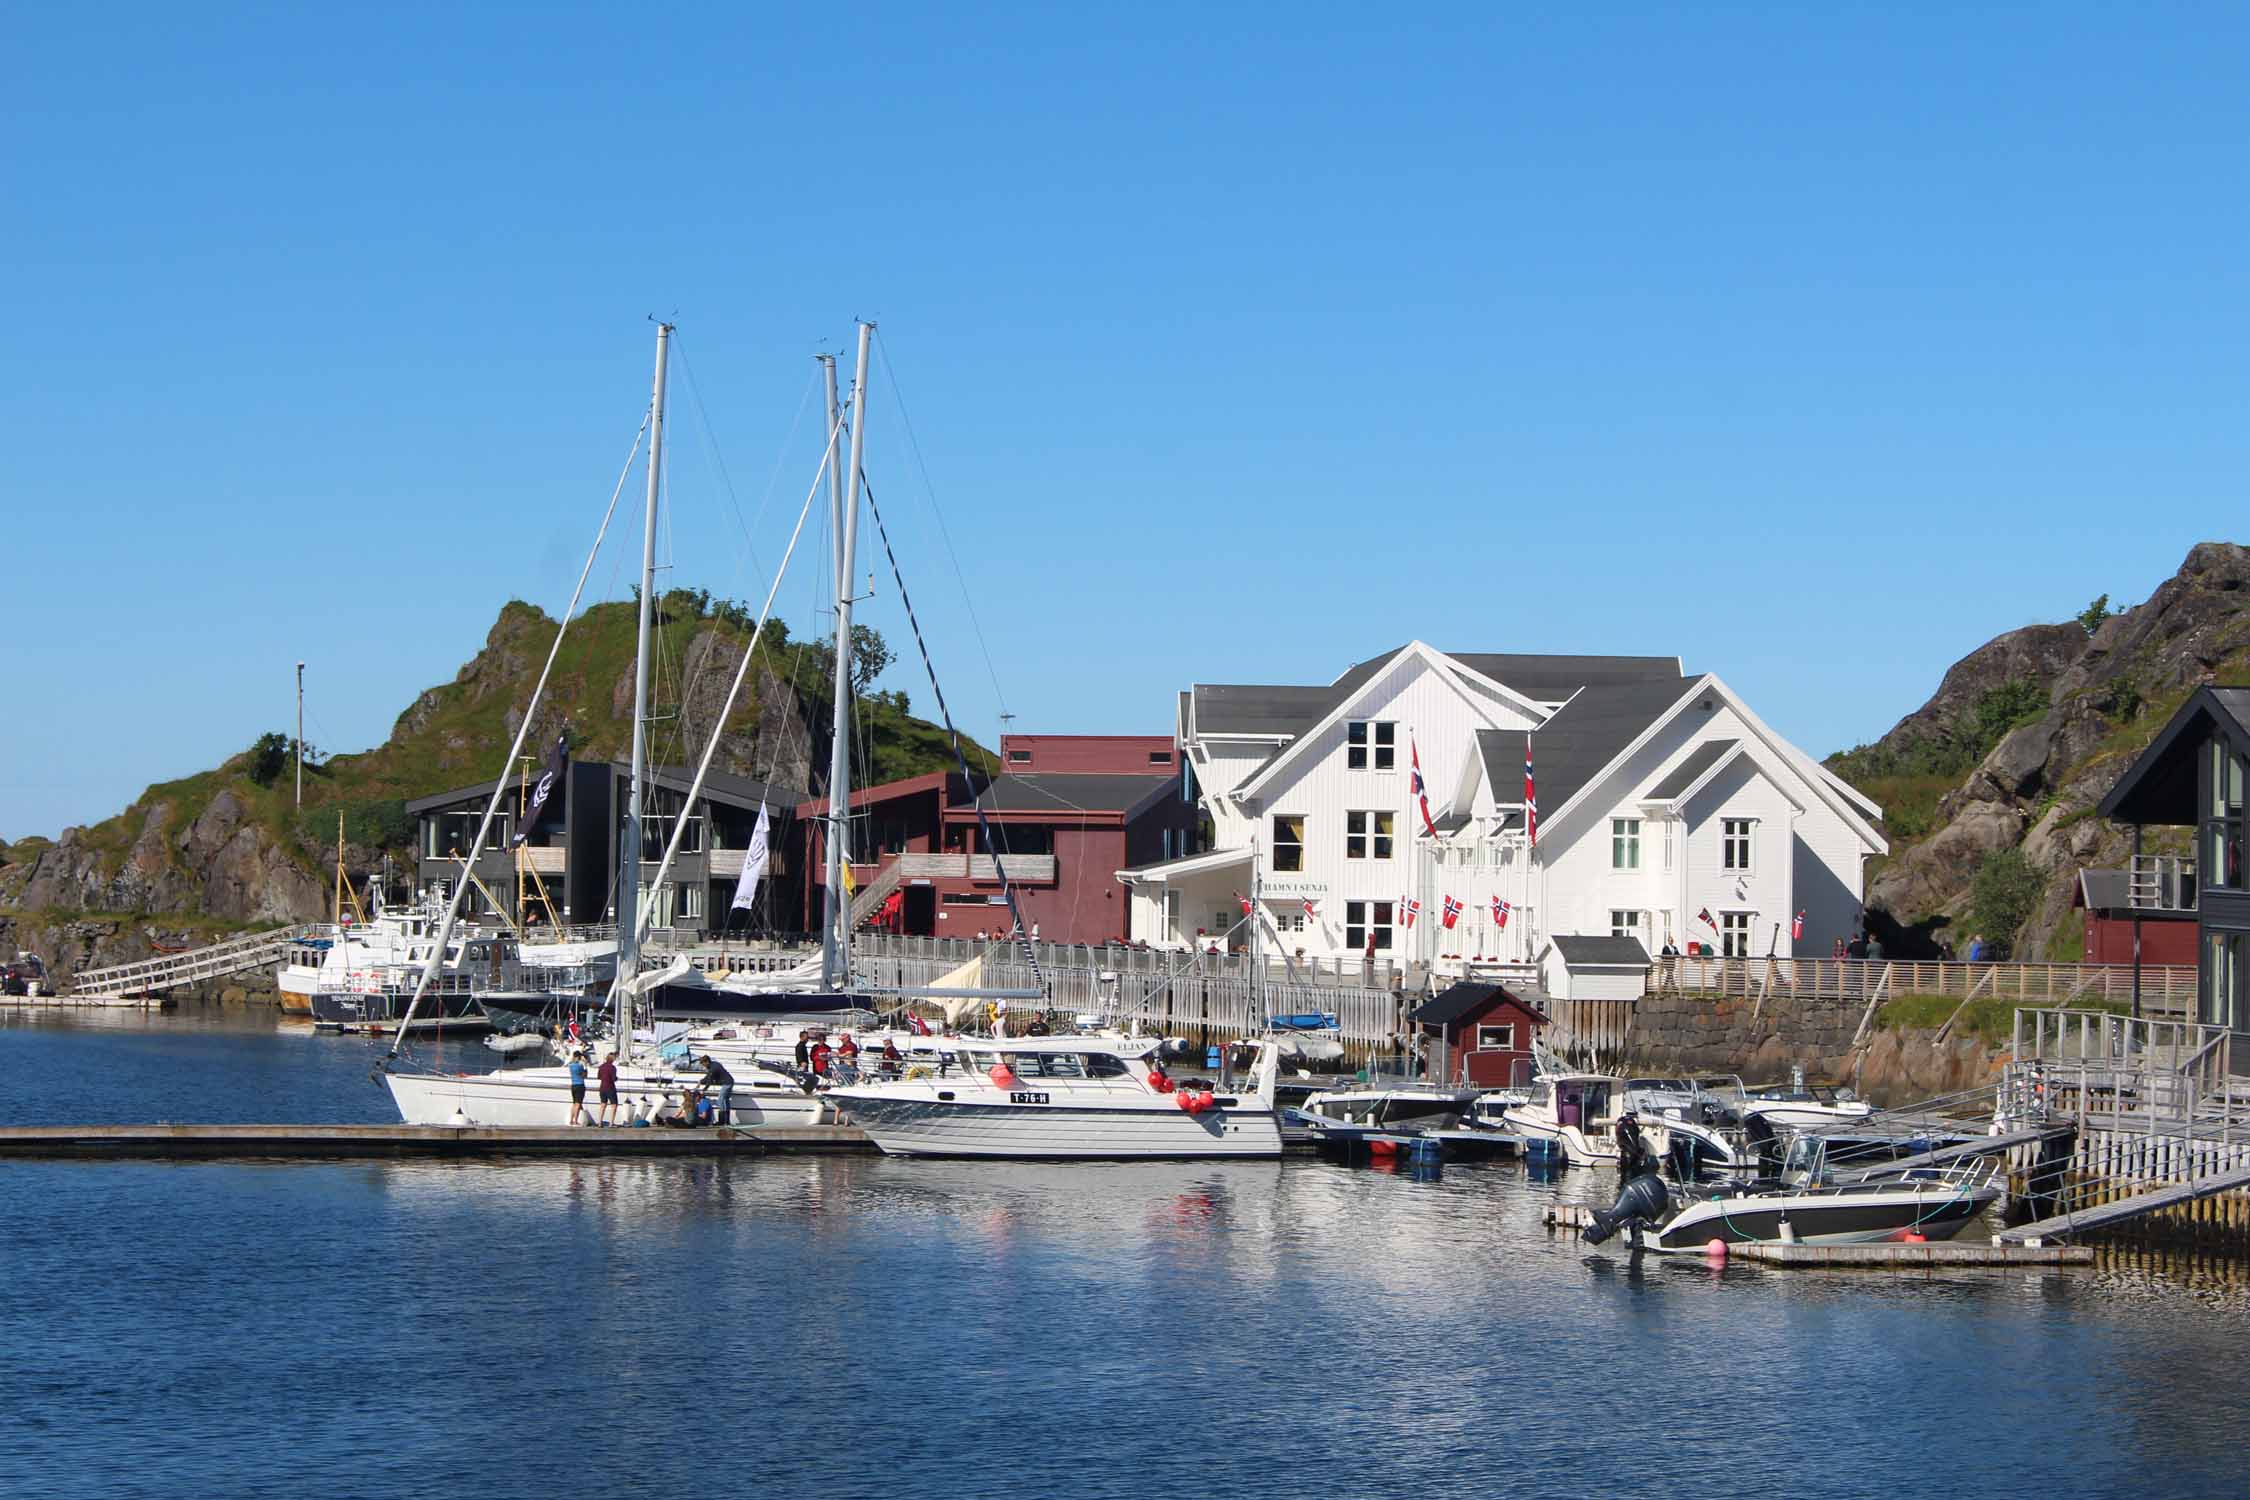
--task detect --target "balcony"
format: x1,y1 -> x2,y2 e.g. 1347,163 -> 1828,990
896,852 -> 1058,883
2129,854 -> 2197,912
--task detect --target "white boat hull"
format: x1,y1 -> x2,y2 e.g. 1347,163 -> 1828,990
1502,1109 -> 1620,1167
384,1066 -> 830,1128
834,1094 -> 1282,1160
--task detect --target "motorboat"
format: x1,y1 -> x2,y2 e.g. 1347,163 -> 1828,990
1741,1079 -> 1874,1130
1501,1072 -> 1625,1167
1582,1155 -> 2003,1249
826,1034 -> 1284,1160
383,1047 -> 829,1128
1298,1081 -> 1474,1130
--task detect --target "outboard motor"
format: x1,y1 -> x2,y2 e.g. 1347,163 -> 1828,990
1583,1172 -> 1670,1246
1743,1112 -> 1782,1180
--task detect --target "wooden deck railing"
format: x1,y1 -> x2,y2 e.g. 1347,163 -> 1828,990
1651,955 -> 2197,1014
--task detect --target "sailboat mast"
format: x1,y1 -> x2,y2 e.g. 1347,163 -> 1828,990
820,320 -> 874,990
618,321 -> 672,1048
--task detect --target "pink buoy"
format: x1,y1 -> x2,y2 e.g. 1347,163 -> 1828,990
1704,1238 -> 1729,1259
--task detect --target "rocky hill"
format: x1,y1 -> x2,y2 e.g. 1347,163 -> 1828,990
0,590 -> 989,978
1829,541 -> 2250,959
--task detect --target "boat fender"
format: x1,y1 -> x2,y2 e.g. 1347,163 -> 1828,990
1899,1231 -> 1928,1244
1704,1239 -> 1729,1259
990,1063 -> 1017,1088
1177,1089 -> 1214,1115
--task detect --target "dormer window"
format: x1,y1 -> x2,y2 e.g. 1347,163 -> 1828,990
1347,720 -> 1396,771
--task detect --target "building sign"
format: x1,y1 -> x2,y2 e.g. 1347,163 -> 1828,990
1261,880 -> 1330,900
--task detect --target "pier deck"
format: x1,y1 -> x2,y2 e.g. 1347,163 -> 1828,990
1996,1161 -> 2250,1244
0,1123 -> 1330,1162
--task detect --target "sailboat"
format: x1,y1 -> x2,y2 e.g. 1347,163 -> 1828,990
380,322 -> 827,1129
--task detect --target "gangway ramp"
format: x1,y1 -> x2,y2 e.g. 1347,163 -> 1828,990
69,924 -> 313,1000
1836,1125 -> 2075,1185
1997,1160 -> 2250,1245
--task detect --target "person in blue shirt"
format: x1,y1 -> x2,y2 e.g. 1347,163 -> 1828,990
567,1054 -> 589,1125
1966,934 -> 1988,963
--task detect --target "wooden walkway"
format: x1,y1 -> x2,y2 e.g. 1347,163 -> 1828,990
1997,1161 -> 2250,1244
1731,1241 -> 2092,1267
0,1123 -> 872,1159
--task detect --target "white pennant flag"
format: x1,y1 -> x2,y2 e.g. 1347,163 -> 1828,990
730,803 -> 771,913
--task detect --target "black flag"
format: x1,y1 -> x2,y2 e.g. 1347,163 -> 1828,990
514,732 -> 567,846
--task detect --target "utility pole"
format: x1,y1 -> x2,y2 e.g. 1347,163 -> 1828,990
295,662 -> 305,807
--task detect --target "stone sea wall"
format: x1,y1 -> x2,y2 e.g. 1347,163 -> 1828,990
1621,989 -> 2004,1107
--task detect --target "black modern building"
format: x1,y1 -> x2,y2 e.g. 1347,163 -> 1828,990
2099,686 -> 2249,1032
405,761 -> 806,941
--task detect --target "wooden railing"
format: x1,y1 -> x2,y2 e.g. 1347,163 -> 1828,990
894,852 -> 1058,882
1651,955 -> 2198,1013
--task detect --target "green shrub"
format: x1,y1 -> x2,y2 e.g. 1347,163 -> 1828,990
1968,848 -> 2044,958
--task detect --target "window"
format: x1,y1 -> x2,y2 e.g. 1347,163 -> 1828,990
2208,740 -> 2245,890
1164,890 -> 1181,935
1610,910 -> 1641,939
1273,814 -> 1305,872
642,815 -> 702,855
943,892 -> 990,906
1346,720 -> 1396,771
1345,900 -> 1395,952
1007,748 -> 1032,763
679,882 -> 705,922
1720,911 -> 1753,958
1476,1023 -> 1516,1050
1346,810 -> 1394,860
2201,931 -> 2244,1030
1611,818 -> 1641,870
1662,821 -> 1674,871
1148,750 -> 1172,765
1275,912 -> 1304,933
1723,818 -> 1754,872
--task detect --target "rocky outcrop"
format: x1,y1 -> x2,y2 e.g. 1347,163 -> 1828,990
1852,541 -> 2250,955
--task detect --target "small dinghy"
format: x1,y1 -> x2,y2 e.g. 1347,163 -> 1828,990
483,1032 -> 549,1057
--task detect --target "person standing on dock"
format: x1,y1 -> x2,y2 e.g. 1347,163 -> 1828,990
597,1052 -> 620,1126
700,1055 -> 734,1125
808,1037 -> 833,1081
567,1054 -> 589,1126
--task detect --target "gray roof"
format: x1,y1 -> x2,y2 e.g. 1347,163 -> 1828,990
1191,683 -> 1339,737
1647,739 -> 1738,800
1192,648 -> 1682,744
1479,677 -> 1699,822
974,773 -> 1174,817
1550,934 -> 1653,967
405,760 -> 802,818
2076,869 -> 2131,910
1433,808 -> 1473,834
1411,981 -> 1549,1028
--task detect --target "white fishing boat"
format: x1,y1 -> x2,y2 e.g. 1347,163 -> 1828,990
1740,1079 -> 1875,1130
827,1034 -> 1284,1160
1501,1072 -> 1626,1167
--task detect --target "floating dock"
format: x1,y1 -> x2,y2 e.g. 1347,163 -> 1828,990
1727,1241 -> 2092,1268
0,1123 -> 1330,1162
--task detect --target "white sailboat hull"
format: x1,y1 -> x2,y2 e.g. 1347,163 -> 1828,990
833,1093 -> 1282,1160
384,1066 -> 830,1128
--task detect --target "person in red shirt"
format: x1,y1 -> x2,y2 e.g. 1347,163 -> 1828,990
808,1039 -> 833,1080
596,1053 -> 621,1126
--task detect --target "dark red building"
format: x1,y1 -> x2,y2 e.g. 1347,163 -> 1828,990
797,735 -> 1198,946
1411,981 -> 1549,1087
2074,868 -> 2199,966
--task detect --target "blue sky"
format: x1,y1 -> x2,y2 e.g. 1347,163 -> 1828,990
5,4 -> 2244,839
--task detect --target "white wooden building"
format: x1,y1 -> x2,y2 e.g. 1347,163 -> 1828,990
1118,643 -> 1885,971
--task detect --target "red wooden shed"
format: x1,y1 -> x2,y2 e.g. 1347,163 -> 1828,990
1410,982 -> 1548,1088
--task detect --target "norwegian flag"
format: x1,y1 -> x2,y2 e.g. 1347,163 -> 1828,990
1441,895 -> 1463,930
1698,907 -> 1720,934
1400,896 -> 1422,930
1410,737 -> 1440,839
1301,898 -> 1318,920
1791,909 -> 1806,942
1492,896 -> 1511,929
908,1013 -> 931,1037
1236,891 -> 1253,917
1524,734 -> 1538,850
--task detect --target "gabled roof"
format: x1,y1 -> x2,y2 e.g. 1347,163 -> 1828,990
1189,648 -> 1682,743
1411,981 -> 1550,1028
407,759 -> 802,818
1646,739 -> 1740,800
1549,934 -> 1653,967
1479,678 -> 1695,821
1115,845 -> 1253,882
2098,686 -> 2250,825
964,773 -> 1174,819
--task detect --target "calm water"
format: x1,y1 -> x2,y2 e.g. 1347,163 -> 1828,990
1,1007 -> 2246,1499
